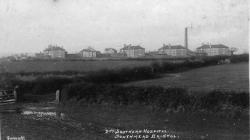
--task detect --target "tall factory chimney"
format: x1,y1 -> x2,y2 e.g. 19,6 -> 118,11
185,27 -> 188,49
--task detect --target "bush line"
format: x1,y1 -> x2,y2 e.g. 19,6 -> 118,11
84,54 -> 249,83
60,82 -> 249,117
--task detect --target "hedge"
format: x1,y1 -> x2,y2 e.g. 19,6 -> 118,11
61,83 -> 249,113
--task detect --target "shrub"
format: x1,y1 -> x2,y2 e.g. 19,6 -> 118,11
10,77 -> 74,95
83,54 -> 248,84
230,54 -> 249,63
230,92 -> 249,108
198,90 -> 228,110
84,66 -> 157,83
61,83 -> 249,115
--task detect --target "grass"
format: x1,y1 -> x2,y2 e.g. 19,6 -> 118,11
1,103 -> 249,140
0,55 -> 248,140
59,104 -> 249,140
3,58 -> 244,95
60,82 -> 249,118
125,63 -> 249,92
1,112 -> 104,140
0,59 -> 178,73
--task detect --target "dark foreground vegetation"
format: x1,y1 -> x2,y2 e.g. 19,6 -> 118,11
9,77 -> 81,95
1,54 -> 248,77
5,54 -> 248,94
59,82 -> 249,119
0,54 -> 248,118
84,54 -> 249,83
0,55 -> 248,140
0,54 -> 246,91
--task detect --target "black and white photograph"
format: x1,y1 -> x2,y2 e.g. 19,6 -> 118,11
0,0 -> 249,139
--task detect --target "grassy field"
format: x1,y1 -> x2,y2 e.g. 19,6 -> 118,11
1,103 -> 249,140
0,59 -> 180,73
1,60 -> 249,139
61,104 -> 249,140
125,63 -> 249,92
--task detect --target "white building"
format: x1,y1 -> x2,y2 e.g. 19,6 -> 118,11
196,44 -> 231,56
80,47 -> 97,58
120,44 -> 145,58
158,44 -> 188,56
43,45 -> 66,59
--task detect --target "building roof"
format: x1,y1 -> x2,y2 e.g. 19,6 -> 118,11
44,45 -> 66,52
105,48 -> 117,52
66,53 -> 81,59
80,47 -> 97,52
158,45 -> 186,50
120,45 -> 145,50
197,44 -> 229,49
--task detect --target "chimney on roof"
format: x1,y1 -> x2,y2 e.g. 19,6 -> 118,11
209,42 -> 212,48
168,44 -> 171,49
185,27 -> 188,49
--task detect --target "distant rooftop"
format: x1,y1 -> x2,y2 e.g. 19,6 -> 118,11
159,44 -> 186,50
80,47 -> 97,52
44,45 -> 66,52
105,48 -> 117,51
197,44 -> 229,49
121,44 -> 145,50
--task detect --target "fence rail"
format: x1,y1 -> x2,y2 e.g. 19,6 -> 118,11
0,89 -> 16,105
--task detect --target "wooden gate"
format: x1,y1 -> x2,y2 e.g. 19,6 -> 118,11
0,89 -> 16,105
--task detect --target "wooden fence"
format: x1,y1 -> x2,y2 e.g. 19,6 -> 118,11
0,89 -> 16,105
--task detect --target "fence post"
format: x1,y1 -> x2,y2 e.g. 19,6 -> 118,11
14,85 -> 19,102
56,89 -> 60,104
13,89 -> 17,101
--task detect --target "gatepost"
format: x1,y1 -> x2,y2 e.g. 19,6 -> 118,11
56,89 -> 60,104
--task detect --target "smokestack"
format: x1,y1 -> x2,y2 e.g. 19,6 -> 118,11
185,27 -> 188,49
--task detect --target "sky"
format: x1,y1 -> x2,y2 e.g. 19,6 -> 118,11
0,0 -> 249,55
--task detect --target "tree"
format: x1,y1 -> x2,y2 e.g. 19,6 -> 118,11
230,47 -> 238,56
